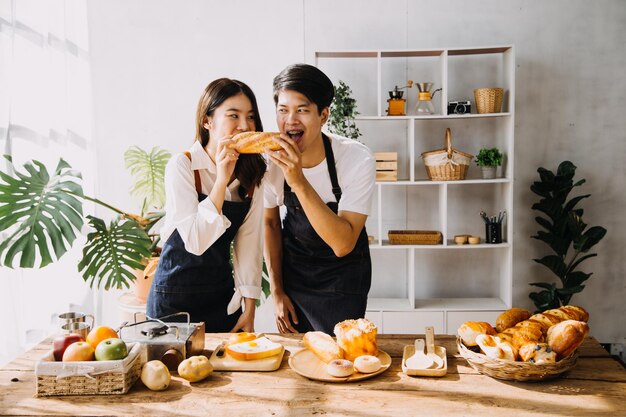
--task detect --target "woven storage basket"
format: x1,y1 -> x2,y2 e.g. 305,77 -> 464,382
35,342 -> 143,396
388,230 -> 442,245
474,87 -> 504,113
456,337 -> 578,382
421,128 -> 473,181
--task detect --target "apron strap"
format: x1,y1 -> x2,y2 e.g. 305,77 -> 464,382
322,134 -> 342,203
183,151 -> 202,195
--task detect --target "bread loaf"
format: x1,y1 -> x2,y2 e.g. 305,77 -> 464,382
334,318 -> 378,361
230,131 -> 281,154
495,308 -> 532,332
457,322 -> 496,347
495,305 -> 589,362
547,320 -> 589,359
303,331 -> 343,364
225,336 -> 283,361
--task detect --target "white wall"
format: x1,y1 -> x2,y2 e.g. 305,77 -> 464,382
86,0 -> 626,342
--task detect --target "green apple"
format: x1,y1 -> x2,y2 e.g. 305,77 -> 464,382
94,338 -> 128,361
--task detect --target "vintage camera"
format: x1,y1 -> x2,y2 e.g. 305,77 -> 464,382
447,100 -> 471,115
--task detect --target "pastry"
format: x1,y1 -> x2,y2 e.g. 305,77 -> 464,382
495,308 -> 532,332
303,331 -> 343,364
475,334 -> 517,361
518,343 -> 557,364
326,359 -> 354,377
457,321 -> 496,347
353,355 -> 382,374
547,319 -> 589,359
334,318 -> 378,361
230,131 -> 281,154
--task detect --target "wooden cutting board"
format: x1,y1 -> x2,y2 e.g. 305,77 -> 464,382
208,343 -> 285,372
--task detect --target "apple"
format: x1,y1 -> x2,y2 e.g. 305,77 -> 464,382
62,341 -> 95,362
95,338 -> 128,361
53,334 -> 84,361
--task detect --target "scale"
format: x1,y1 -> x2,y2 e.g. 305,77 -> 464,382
119,312 -> 205,370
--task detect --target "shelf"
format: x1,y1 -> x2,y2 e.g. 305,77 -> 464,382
376,179 -> 511,186
357,113 -> 511,121
367,297 -> 508,311
369,240 -> 509,249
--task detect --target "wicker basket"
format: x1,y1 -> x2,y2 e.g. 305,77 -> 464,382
421,128 -> 473,181
474,87 -> 504,113
388,230 -> 442,245
456,337 -> 578,382
35,342 -> 143,396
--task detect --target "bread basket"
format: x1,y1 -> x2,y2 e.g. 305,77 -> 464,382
456,337 -> 578,382
421,128 -> 472,181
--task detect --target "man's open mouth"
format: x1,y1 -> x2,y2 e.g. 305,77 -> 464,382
287,130 -> 304,143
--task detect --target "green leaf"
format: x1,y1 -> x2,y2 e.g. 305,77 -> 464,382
124,146 -> 171,211
0,158 -> 84,268
564,194 -> 590,212
533,255 -> 567,279
575,226 -> 607,252
567,253 -> 597,273
78,216 -> 152,290
564,271 -> 592,287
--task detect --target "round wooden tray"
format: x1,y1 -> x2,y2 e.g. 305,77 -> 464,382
289,349 -> 391,382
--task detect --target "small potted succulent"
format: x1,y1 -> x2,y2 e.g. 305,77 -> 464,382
475,147 -> 503,179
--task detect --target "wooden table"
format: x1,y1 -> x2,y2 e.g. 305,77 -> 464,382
1,334 -> 625,416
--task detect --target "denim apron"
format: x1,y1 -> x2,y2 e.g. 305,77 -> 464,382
282,134 -> 372,334
147,155 -> 250,332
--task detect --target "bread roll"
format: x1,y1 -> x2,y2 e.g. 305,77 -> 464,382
334,318 -> 378,361
518,342 -> 557,364
495,308 -> 532,332
230,131 -> 281,154
457,321 -> 496,347
547,319 -> 589,359
303,331 -> 343,364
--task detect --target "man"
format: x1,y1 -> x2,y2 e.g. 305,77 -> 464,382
264,64 -> 376,334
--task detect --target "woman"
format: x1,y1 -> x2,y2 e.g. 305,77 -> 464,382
147,78 -> 266,332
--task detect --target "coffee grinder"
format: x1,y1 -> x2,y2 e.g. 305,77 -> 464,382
386,80 -> 413,116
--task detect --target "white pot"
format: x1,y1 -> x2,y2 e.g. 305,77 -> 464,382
481,166 -> 497,179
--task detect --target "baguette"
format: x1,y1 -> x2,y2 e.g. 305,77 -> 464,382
230,131 -> 281,154
303,331 -> 343,364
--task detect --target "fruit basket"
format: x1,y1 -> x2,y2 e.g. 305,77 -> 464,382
35,342 -> 144,396
456,337 -> 578,382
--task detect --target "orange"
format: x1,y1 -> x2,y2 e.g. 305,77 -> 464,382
86,325 -> 119,350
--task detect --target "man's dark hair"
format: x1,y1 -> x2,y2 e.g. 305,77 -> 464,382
273,64 -> 334,114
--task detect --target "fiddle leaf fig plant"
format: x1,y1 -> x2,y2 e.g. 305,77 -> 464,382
328,80 -> 361,140
0,147 -> 170,290
529,161 -> 607,311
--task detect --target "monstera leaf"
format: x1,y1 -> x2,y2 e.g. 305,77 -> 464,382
0,157 -> 84,268
124,146 -> 171,213
79,215 -> 153,290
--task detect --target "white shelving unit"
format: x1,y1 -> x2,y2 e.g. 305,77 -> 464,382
316,45 -> 515,335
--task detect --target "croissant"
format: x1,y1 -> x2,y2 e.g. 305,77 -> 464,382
457,321 -> 496,347
230,131 -> 281,154
475,334 -> 518,361
495,308 -> 532,332
518,343 -> 557,364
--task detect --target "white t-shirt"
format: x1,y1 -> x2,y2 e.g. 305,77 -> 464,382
264,133 -> 376,215
159,140 -> 263,314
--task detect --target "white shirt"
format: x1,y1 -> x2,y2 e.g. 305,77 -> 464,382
264,133 -> 376,215
160,140 -> 263,314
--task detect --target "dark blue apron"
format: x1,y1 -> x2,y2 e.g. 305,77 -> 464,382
282,134 -> 372,334
147,155 -> 251,332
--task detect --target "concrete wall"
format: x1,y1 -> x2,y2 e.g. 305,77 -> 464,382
86,0 -> 626,342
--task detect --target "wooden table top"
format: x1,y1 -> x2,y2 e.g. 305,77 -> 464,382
1,334 -> 625,416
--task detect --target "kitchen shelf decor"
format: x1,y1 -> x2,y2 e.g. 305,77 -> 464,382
316,45 -> 515,335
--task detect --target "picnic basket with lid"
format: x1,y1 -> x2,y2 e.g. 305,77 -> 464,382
421,128 -> 473,181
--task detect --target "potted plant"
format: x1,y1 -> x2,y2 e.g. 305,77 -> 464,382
475,147 -> 503,179
327,80 -> 361,140
0,147 -> 170,292
529,161 -> 607,312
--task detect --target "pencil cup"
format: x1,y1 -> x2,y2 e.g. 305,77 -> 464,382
485,223 -> 502,244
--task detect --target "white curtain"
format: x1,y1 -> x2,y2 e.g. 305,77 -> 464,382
0,0 -> 95,366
